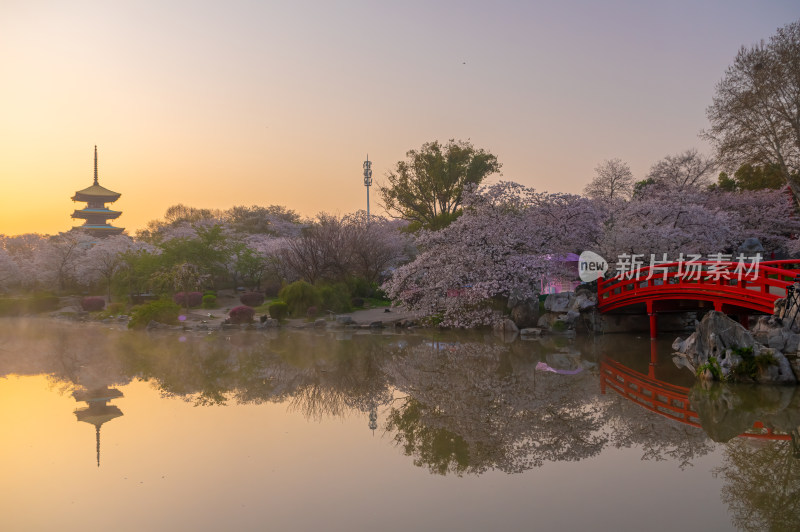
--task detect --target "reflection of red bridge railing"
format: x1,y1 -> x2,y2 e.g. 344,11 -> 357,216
600,357 -> 791,441
597,260 -> 800,338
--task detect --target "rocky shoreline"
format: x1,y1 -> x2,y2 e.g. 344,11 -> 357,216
673,302 -> 800,385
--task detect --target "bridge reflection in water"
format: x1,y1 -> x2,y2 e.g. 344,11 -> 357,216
600,342 -> 793,443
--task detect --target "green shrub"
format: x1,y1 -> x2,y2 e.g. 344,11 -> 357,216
128,300 -> 181,329
351,297 -> 365,308
201,294 -> 218,309
279,281 -> 321,317
318,283 -> 352,313
268,301 -> 289,321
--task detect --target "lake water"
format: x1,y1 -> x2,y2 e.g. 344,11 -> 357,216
1,318 -> 798,531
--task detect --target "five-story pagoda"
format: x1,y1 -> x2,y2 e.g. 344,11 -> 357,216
71,146 -> 124,237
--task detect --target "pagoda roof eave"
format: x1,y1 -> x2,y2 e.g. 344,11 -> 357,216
72,209 -> 122,220
74,225 -> 125,235
72,193 -> 121,203
72,183 -> 121,201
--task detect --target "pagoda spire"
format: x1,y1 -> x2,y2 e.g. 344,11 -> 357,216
93,145 -> 98,185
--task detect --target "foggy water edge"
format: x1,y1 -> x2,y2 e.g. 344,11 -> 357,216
1,318 -> 798,531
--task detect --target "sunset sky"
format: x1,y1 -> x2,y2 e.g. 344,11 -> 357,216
1,1 -> 799,236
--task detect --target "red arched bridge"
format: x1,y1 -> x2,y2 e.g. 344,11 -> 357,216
597,259 -> 800,338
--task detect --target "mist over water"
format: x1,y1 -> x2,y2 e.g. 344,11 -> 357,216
1,318 -> 798,531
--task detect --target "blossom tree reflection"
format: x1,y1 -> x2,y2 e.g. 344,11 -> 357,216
714,439 -> 800,532
384,340 -> 607,475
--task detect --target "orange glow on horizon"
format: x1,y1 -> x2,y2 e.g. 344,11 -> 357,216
2,3 -> 797,237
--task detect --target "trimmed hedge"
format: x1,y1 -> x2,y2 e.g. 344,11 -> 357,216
229,305 -> 255,324
128,300 -> 181,329
239,292 -> 265,307
173,291 -> 203,308
201,294 -> 217,309
268,301 -> 289,321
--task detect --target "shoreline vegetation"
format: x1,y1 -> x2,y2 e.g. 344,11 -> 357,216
1,22 -> 800,367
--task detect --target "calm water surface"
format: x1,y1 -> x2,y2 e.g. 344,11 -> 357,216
1,318 -> 798,531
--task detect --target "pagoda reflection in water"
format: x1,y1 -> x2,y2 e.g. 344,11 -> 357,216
73,387 -> 123,467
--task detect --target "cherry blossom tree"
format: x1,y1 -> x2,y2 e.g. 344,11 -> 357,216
240,234 -> 292,289
0,247 -> 21,292
75,235 -> 145,301
383,182 -> 602,327
33,232 -> 93,291
706,187 -> 800,254
596,183 -> 800,263
2,233 -> 48,289
597,187 -> 736,260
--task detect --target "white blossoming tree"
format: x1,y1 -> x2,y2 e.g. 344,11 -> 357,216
383,182 -> 603,327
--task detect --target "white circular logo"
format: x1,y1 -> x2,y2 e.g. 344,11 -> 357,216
578,251 -> 608,282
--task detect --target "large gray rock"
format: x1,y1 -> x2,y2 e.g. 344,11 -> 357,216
673,311 -> 755,365
570,292 -> 597,312
544,292 -> 574,313
673,311 -> 797,384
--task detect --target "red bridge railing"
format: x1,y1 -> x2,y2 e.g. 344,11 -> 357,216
597,259 -> 800,314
